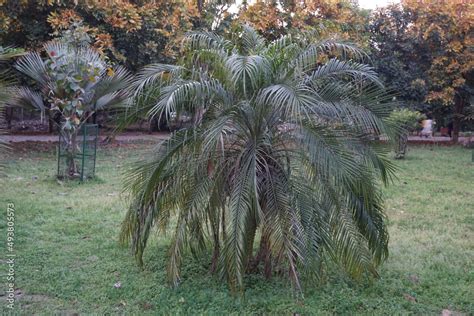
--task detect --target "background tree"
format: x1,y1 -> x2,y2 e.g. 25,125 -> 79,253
369,4 -> 429,110
370,0 -> 473,142
120,26 -> 397,293
239,0 -> 371,46
405,0 -> 473,142
13,26 -> 132,178
0,0 -> 202,70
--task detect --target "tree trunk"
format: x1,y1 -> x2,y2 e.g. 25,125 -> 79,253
452,94 -> 465,143
6,107 -> 12,130
64,129 -> 80,179
149,117 -> 161,133
395,133 -> 408,159
452,116 -> 460,143
48,112 -> 55,134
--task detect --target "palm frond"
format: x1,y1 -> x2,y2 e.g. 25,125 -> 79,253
240,24 -> 266,54
184,31 -> 234,52
308,58 -> 383,88
11,87 -> 46,113
15,52 -> 48,87
225,54 -> 271,97
132,64 -> 185,97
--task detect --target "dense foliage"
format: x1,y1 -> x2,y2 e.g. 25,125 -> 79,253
120,26 -> 397,292
239,0 -> 371,45
0,0 -> 201,70
369,4 -> 428,109
370,0 -> 473,140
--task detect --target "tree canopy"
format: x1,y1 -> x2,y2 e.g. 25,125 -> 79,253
0,0 -> 201,70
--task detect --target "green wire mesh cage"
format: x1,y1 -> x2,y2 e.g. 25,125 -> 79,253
57,124 -> 98,181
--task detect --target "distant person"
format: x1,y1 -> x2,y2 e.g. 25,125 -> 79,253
420,119 -> 434,138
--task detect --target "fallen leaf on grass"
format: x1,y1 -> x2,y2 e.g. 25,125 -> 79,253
408,274 -> 420,284
403,293 -> 417,302
87,255 -> 99,262
142,302 -> 153,310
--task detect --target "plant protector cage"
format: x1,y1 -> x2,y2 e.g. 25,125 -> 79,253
57,124 -> 98,181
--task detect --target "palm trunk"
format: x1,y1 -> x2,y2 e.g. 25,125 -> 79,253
221,206 -> 227,242
244,219 -> 257,271
210,207 -> 220,274
48,112 -> 55,134
210,237 -> 220,274
260,233 -> 272,279
249,231 -> 272,278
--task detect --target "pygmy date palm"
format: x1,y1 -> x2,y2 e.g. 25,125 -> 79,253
121,26 -> 397,292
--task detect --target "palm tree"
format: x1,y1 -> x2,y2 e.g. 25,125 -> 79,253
0,47 -> 24,175
13,32 -> 132,178
120,25 -> 397,293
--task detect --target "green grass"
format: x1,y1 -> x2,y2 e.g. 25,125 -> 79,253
1,144 -> 473,314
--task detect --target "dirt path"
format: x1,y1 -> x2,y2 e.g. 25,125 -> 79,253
0,132 -> 470,144
2,132 -> 169,143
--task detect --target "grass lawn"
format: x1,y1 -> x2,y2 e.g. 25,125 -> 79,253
1,143 -> 473,314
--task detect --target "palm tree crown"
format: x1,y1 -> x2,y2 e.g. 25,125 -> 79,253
121,25 -> 397,293
14,38 -> 132,123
